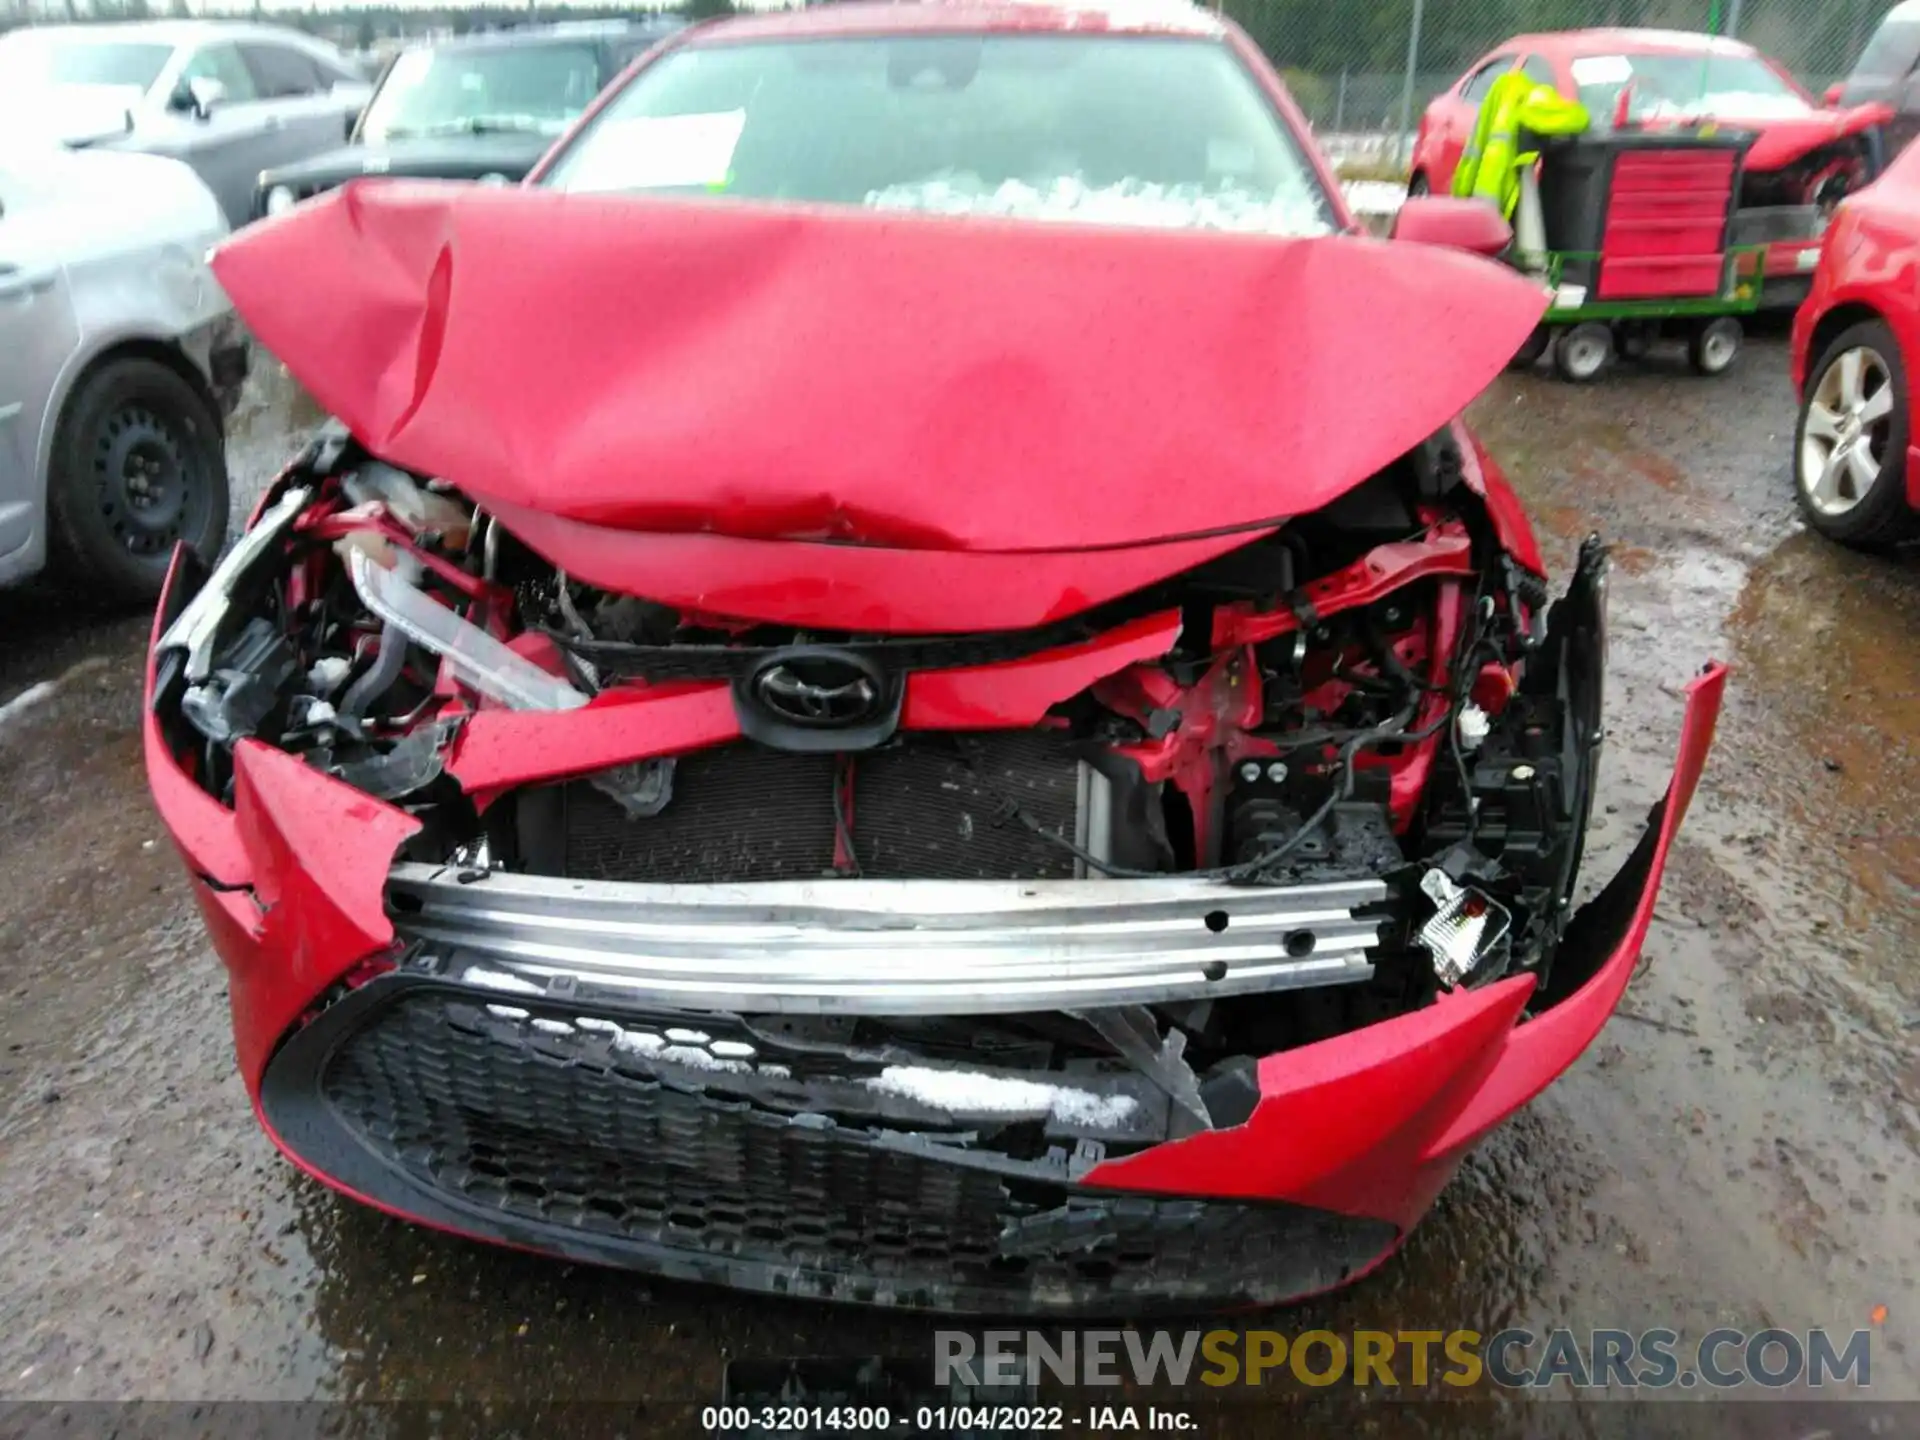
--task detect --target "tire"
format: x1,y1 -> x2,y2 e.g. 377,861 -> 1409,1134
1508,326 -> 1551,371
1553,322 -> 1614,384
1688,317 -> 1742,376
45,357 -> 230,605
1407,172 -> 1431,198
1794,319 -> 1920,550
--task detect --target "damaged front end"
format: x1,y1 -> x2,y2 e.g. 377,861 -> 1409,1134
145,420 -> 1721,1313
1735,108 -> 1893,293
144,187 -> 1721,1312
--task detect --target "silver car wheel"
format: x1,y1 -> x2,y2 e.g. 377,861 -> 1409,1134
1800,346 -> 1895,517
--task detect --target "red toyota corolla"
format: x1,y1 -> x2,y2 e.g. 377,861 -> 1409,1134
145,0 -> 1724,1314
1791,134 -> 1920,550
1411,27 -> 1892,308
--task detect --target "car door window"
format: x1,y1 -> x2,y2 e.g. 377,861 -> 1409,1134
1460,57 -> 1513,103
242,44 -> 321,99
317,55 -> 364,89
176,44 -> 258,103
1520,55 -> 1559,91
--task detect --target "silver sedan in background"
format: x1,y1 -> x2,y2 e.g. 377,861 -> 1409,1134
0,21 -> 373,226
0,144 -> 247,602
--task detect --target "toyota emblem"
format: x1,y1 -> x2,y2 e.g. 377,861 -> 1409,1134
750,652 -> 883,729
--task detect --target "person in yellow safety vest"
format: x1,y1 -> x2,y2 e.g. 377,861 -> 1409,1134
1450,70 -> 1590,220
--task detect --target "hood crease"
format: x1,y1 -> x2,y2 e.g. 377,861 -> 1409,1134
215,181 -> 1548,557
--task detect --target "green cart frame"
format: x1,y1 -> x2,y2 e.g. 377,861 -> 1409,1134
1508,244 -> 1770,383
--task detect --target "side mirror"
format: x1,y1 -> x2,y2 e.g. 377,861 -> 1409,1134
1389,195 -> 1513,257
1824,83 -> 1845,108
177,76 -> 228,122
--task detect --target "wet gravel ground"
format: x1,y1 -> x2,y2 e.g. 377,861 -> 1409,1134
0,331 -> 1916,1433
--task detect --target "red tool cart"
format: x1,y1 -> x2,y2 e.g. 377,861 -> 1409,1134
1510,128 -> 1769,382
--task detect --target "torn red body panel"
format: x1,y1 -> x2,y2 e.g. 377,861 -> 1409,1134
449,682 -> 737,797
226,741 -> 420,1081
143,562 -> 251,889
901,611 -> 1183,730
446,611 -> 1190,797
211,182 -> 1546,568
1087,664 -> 1727,1241
1210,521 -> 1476,649
1737,103 -> 1893,173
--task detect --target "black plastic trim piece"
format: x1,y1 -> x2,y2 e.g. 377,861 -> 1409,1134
731,645 -> 905,754
259,972 -> 1398,1315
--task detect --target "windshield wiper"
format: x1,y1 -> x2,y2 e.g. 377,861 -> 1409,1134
390,114 -> 559,139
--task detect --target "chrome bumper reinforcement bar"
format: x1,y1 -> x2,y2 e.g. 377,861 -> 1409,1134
388,865 -> 1388,1016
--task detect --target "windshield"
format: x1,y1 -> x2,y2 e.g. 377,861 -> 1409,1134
1570,51 -> 1809,122
541,35 -> 1336,237
0,32 -> 172,95
358,43 -> 604,142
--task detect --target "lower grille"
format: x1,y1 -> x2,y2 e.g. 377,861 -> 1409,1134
552,732 -> 1083,883
265,979 -> 1397,1313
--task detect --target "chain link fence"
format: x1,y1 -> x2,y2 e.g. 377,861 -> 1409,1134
1222,0 -> 1902,174
0,0 -> 1900,165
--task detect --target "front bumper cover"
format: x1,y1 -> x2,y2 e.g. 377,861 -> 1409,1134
144,544 -> 1726,1312
259,970 -> 1401,1314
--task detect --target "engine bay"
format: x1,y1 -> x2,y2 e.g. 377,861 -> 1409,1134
151,423 -> 1609,1146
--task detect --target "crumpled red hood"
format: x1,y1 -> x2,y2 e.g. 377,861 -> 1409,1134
214,182 -> 1545,557
1734,103 -> 1892,171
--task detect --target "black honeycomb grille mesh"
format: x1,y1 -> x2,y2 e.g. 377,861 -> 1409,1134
313,990 -> 1392,1308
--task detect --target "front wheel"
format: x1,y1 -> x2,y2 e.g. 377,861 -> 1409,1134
1553,322 -> 1614,384
1795,319 -> 1918,549
1688,317 -> 1742,376
45,357 -> 230,604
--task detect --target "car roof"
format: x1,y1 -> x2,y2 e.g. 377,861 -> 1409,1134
1504,27 -> 1761,60
684,0 -> 1226,45
6,19 -> 343,48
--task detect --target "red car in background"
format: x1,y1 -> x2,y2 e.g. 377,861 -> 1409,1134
1791,135 -> 1920,549
143,0 -> 1724,1314
1411,28 -> 1892,307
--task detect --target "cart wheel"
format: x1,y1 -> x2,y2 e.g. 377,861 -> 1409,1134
1509,326 -> 1551,370
1689,317 -> 1742,376
1554,322 -> 1614,383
